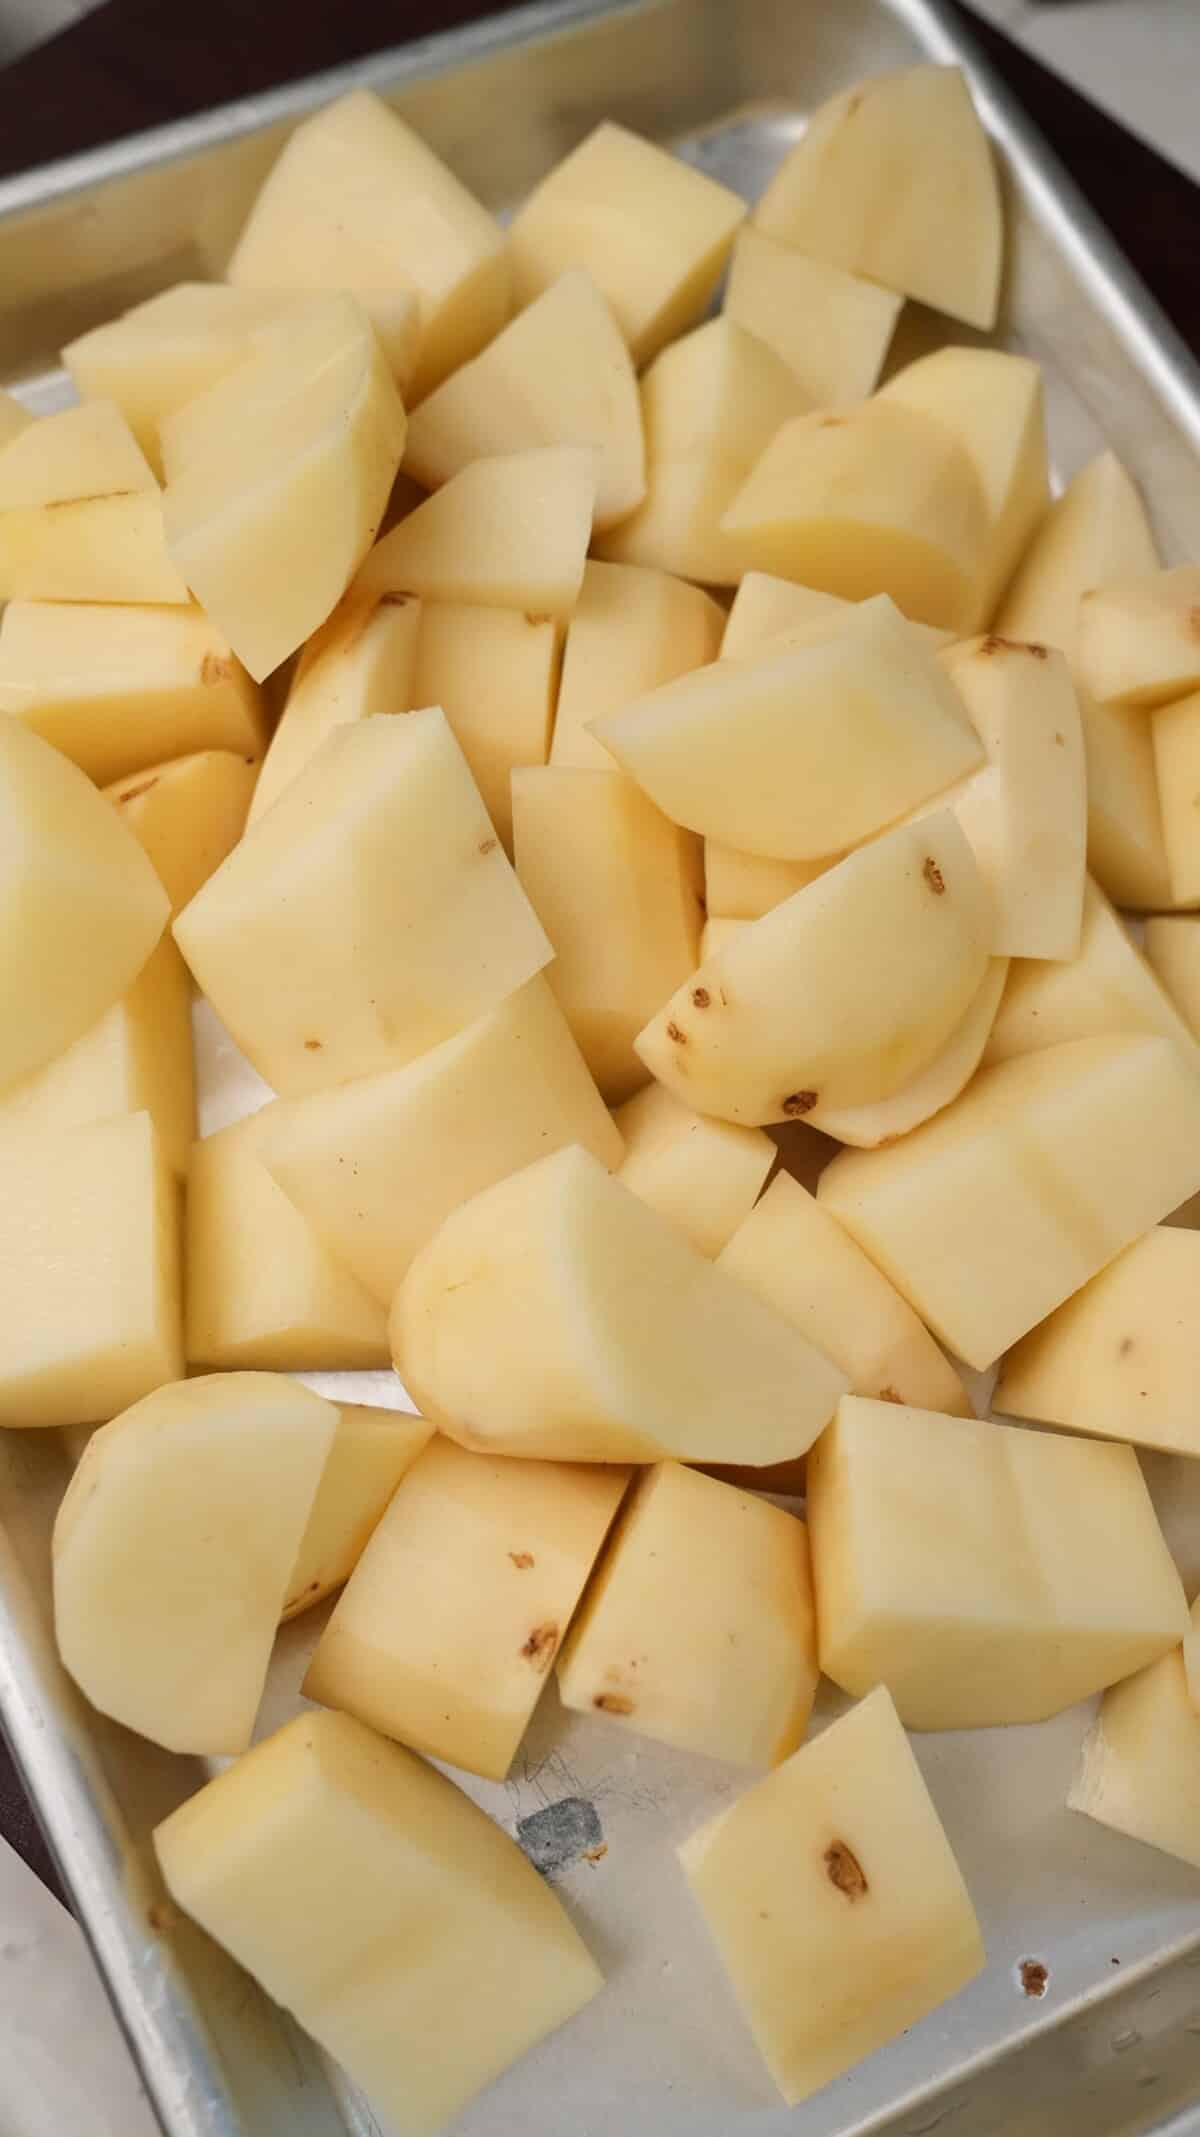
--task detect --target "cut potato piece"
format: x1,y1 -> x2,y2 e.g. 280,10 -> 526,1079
594,595 -> 982,858
718,1174 -> 971,1417
228,88 -> 509,397
1078,565 -> 1200,708
512,766 -> 702,1103
175,709 -> 551,1097
995,1228 -> 1200,1458
1080,693 -> 1172,910
186,1110 -> 390,1372
154,1709 -> 602,2136
107,750 -> 258,914
704,840 -> 832,921
819,1034 -> 1200,1368
258,975 -> 622,1306
0,938 -> 193,1177
724,228 -> 900,406
510,120 -> 745,364
638,812 -> 990,1125
408,603 -> 562,850
405,270 -> 643,532
354,447 -> 594,615
1153,687 -> 1200,906
54,1373 -> 335,1753
0,400 -> 186,603
720,573 -> 849,658
551,560 -> 722,772
804,958 -> 1008,1147
0,1111 -> 181,1429
0,715 -> 168,1089
1144,915 -> 1200,1039
614,1081 -> 774,1256
701,916 -> 747,960
996,449 -> 1159,658
0,396 -> 156,507
306,1436 -> 628,1778
1069,1645 -> 1200,1870
283,1406 -> 433,1620
679,1686 -> 984,2108
161,295 -> 406,680
557,1461 -> 816,1765
983,877 -> 1194,1068
393,1143 -> 848,1465
808,1396 -> 1187,1729
248,592 -> 422,825
0,601 -> 265,785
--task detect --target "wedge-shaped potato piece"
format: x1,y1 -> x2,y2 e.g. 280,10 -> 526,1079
1153,686 -> 1200,906
405,270 -> 642,531
0,716 -> 168,1088
354,447 -> 593,615
186,1110 -> 390,1372
803,958 -> 1008,1147
248,591 -> 421,826
595,595 -> 981,858
614,1080 -> 773,1256
809,1396 -> 1187,1729
228,89 -> 508,396
162,295 -> 406,680
704,840 -> 831,920
154,1709 -> 602,2135
718,1174 -> 970,1417
639,813 -> 990,1125
512,766 -> 702,1103
754,63 -> 1001,328
258,976 -> 621,1305
0,1112 -> 181,1428
510,121 -> 744,364
819,1034 -> 1200,1367
722,400 -> 988,630
1070,1643 -> 1200,1869
0,388 -> 30,448
595,318 -> 805,583
551,560 -> 722,771
393,1143 -> 848,1464
724,227 -> 900,406
984,876 -> 1194,1068
175,709 -> 551,1096
407,603 -> 561,850
0,399 -> 186,603
0,938 -> 193,1177
997,448 -> 1159,655
1081,695 -> 1171,910
107,750 -> 258,913
1144,914 -> 1200,1038
996,1228 -> 1200,1457
679,1686 -> 985,2107
54,1373 -> 334,1753
0,396 -> 156,506
306,1436 -> 627,1778
1078,565 -> 1200,708
720,573 -> 848,658
557,1461 -> 816,1765
283,1406 -> 433,1620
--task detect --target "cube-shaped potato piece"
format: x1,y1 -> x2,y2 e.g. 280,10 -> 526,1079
0,1111 -> 181,1428
510,121 -> 745,364
704,839 -> 831,921
355,446 -> 594,615
808,1396 -> 1188,1728
800,959 -> 1008,1150
724,227 -> 900,407
984,877 -> 1194,1068
0,399 -> 186,603
283,1405 -> 433,1620
154,1709 -> 602,2135
248,590 -> 422,826
1152,687 -> 1200,906
107,751 -> 258,914
174,709 -> 551,1096
1078,565 -> 1200,709
1144,915 -> 1200,1039
614,1081 -> 773,1257
557,1461 -> 817,1766
306,1435 -> 628,1778
551,559 -> 722,772
1069,1644 -> 1200,1870
997,448 -> 1159,659
407,604 -> 561,851
679,1686 -> 985,2106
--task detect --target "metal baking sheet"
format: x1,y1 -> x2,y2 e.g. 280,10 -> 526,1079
2,2 -> 1200,2132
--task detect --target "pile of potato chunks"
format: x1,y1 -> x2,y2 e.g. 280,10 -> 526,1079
3,53 -> 1200,2132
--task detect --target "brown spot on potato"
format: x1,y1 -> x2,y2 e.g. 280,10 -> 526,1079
666,1021 -> 687,1045
380,591 -> 410,607
1053,731 -> 1066,747
524,613 -> 551,629
303,1037 -> 323,1052
46,488 -> 136,508
1019,1958 -> 1049,1997
594,1692 -> 635,1716
509,1550 -> 535,1570
691,987 -> 711,1009
923,855 -> 946,894
147,1902 -> 176,1933
479,836 -> 498,855
583,1842 -> 608,1863
115,774 -> 160,804
818,414 -> 845,428
201,651 -> 236,685
521,1623 -> 559,1671
824,1840 -> 868,1899
878,1386 -> 903,1404
1118,1336 -> 1135,1356
782,1091 -> 818,1116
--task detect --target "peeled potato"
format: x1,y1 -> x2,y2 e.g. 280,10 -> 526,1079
804,958 -> 1009,1148
248,591 -> 422,825
107,750 -> 259,914
354,446 -> 595,615
551,559 -> 722,772
724,228 -> 901,407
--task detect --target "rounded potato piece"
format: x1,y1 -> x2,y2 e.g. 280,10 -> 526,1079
805,958 -> 1008,1148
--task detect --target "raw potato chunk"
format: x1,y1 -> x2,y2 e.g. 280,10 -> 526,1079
724,228 -> 900,406
551,560 -> 722,772
306,1436 -> 628,1778
54,1373 -> 335,1753
594,595 -> 982,858
1079,695 -> 1171,910
282,1406 -> 434,1620
0,397 -> 157,508
228,88 -> 509,397
405,270 -> 643,531
996,449 -> 1159,658
249,592 -> 422,825
995,1228 -> 1200,1457
1078,565 -> 1200,707
107,751 -> 258,913
408,603 -> 562,849
557,1461 -> 817,1766
186,1111 -> 390,1372
0,399 -> 187,604
510,121 -> 745,364
174,709 -> 551,1097
393,1144 -> 848,1465
704,840 -> 831,921
803,958 -> 1008,1147
153,1710 -> 602,2137
0,1112 -> 181,1429
984,878 -> 1195,1068
614,1081 -> 774,1256
512,766 -> 702,1103
161,295 -> 406,680
819,1035 -> 1200,1368
720,573 -> 850,658
258,976 -> 622,1305
1144,915 -> 1200,1038
355,447 -> 594,615
0,715 -> 168,1088
638,813 -> 991,1125
1069,1645 -> 1200,1870
718,1175 -> 971,1417
0,939 -> 194,1177
808,1396 -> 1188,1728
596,319 -> 806,584
0,601 -> 265,786
679,1687 -> 985,2107
1152,688 -> 1200,905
